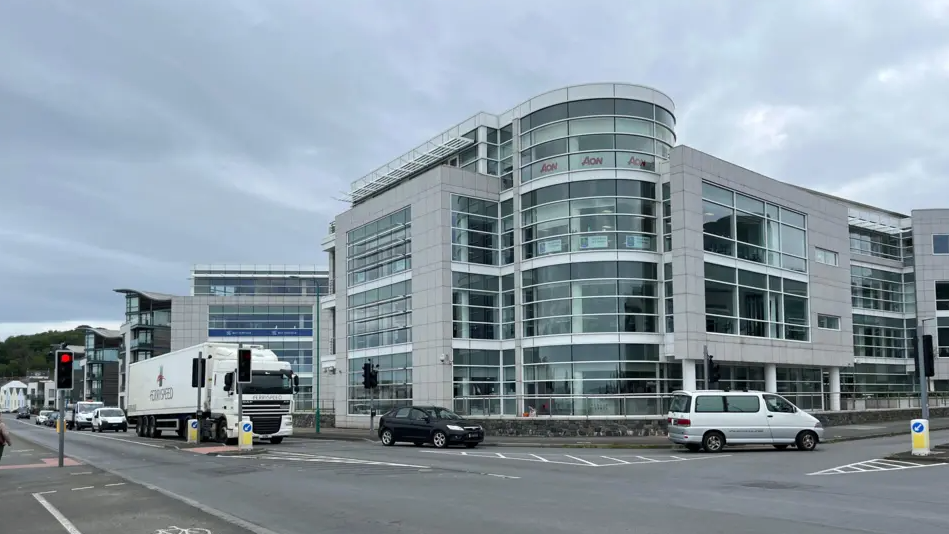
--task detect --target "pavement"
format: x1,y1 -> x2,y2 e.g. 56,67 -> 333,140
0,435 -> 260,534
290,416 -> 949,447
8,417 -> 949,534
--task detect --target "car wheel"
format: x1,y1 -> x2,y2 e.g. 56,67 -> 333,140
702,431 -> 726,453
380,429 -> 395,446
773,444 -> 790,450
432,431 -> 448,449
796,431 -> 818,451
685,444 -> 702,453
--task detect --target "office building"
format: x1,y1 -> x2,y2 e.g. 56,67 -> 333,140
78,326 -> 122,406
115,289 -> 173,409
171,265 -> 331,410
321,82 -> 949,427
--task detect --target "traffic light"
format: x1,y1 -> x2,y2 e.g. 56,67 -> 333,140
362,361 -> 372,389
237,348 -> 252,383
368,369 -> 379,389
55,350 -> 74,390
922,334 -> 936,378
707,353 -> 722,386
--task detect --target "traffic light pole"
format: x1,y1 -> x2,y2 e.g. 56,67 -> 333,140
58,389 -> 65,467
703,345 -> 710,390
237,343 -> 243,438
918,323 -> 931,420
369,385 -> 375,433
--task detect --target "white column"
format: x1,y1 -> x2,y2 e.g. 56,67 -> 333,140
765,363 -> 777,393
829,367 -> 841,411
682,359 -> 697,391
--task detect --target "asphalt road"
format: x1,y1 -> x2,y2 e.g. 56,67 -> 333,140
7,419 -> 949,534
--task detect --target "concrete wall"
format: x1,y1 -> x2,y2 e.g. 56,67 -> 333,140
911,209 -> 949,380
668,146 -> 854,369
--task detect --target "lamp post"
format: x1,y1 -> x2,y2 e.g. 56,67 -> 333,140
314,280 -> 321,433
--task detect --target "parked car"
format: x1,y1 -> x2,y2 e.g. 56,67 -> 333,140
91,407 -> 129,433
666,389 -> 824,452
36,410 -> 54,425
46,411 -> 60,427
377,405 -> 484,448
16,407 -> 31,419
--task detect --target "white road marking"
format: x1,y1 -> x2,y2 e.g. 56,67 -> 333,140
808,459 -> 949,476
71,486 -> 94,491
244,453 -> 431,469
33,492 -> 84,534
105,483 -> 126,487
421,450 -> 730,467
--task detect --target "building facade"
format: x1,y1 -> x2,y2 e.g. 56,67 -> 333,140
115,289 -> 173,410
169,265 -> 331,410
78,326 -> 122,406
321,82 -> 949,427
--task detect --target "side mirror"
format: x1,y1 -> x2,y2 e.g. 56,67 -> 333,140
293,375 -> 300,387
223,372 -> 233,392
424,416 -> 431,423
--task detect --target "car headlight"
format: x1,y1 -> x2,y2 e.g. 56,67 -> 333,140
446,425 -> 464,431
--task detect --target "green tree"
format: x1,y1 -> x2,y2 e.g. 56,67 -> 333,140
0,328 -> 86,380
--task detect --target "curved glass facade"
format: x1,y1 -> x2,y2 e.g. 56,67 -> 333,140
522,179 -> 658,257
519,98 -> 674,183
522,261 -> 660,336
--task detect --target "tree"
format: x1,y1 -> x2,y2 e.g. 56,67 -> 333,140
0,328 -> 86,380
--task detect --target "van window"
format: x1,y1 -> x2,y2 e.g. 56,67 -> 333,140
694,395 -> 725,412
669,394 -> 691,413
726,396 -> 760,413
763,394 -> 795,413
694,395 -> 760,413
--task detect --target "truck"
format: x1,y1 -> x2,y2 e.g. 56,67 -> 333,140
126,342 -> 299,444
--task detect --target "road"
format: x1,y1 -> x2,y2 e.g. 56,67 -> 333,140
6,419 -> 949,534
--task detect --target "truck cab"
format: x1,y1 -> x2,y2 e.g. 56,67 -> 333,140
219,363 -> 299,444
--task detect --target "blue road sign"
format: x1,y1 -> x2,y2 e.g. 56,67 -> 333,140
190,420 -> 199,429
912,422 -> 925,433
242,422 -> 252,432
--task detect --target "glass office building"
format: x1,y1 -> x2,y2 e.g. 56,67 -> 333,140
321,83 -> 949,427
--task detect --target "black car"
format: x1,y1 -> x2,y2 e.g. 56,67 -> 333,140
377,405 -> 484,448
16,407 -> 31,419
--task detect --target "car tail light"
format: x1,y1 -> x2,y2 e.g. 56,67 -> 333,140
672,418 -> 691,427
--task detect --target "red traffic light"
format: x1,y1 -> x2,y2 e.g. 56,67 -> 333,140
60,353 -> 72,363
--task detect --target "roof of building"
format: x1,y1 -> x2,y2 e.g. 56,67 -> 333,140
76,325 -> 122,339
0,380 -> 28,389
112,288 -> 176,301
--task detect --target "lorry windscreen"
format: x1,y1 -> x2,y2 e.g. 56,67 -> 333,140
242,371 -> 293,395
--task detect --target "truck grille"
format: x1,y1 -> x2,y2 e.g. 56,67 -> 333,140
249,416 -> 281,435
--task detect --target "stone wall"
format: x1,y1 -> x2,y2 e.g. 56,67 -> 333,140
292,412 -> 335,429
291,406 -> 949,436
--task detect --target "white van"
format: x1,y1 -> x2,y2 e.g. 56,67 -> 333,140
666,389 -> 824,452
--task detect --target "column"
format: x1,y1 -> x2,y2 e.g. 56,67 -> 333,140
765,363 -> 777,393
828,367 -> 841,411
682,359 -> 697,391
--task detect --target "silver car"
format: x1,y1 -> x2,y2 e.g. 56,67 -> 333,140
666,389 -> 824,452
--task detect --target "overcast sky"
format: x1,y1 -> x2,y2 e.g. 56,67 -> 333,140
1,0 -> 947,340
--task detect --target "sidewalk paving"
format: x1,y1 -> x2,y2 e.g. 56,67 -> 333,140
290,416 -> 949,449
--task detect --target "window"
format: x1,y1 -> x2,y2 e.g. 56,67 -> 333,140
701,182 -> 808,273
937,282 -> 949,311
934,234 -> 949,255
817,314 -> 841,330
347,353 -> 412,415
452,195 -> 499,266
815,248 -> 839,266
763,394 -> 796,413
692,395 -> 759,413
851,265 -> 904,312
452,349 -> 516,416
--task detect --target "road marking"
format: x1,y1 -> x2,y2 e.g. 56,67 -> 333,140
105,483 -> 126,487
248,453 -> 431,469
808,459 -> 949,476
421,450 -> 729,467
33,492 -> 83,534
72,486 -> 94,491
70,472 -> 93,476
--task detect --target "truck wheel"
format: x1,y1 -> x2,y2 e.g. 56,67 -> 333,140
215,419 -> 228,443
270,437 -> 283,444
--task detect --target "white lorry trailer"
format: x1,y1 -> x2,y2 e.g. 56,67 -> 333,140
126,342 -> 298,444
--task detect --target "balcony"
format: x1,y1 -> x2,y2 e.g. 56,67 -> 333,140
86,348 -> 120,363
128,310 -> 171,328
130,338 -> 153,349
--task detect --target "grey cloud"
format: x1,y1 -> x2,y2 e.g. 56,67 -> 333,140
1,0 -> 947,325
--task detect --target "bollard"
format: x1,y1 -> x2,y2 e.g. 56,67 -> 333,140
911,418 -> 930,456
238,419 -> 254,451
186,419 -> 199,444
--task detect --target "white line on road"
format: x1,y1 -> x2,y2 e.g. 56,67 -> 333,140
33,492 -> 83,534
255,454 -> 431,469
71,486 -> 94,491
564,455 -> 598,466
601,456 -> 630,465
105,483 -> 126,487
808,459 -> 949,476
635,456 -> 661,463
528,454 -> 548,462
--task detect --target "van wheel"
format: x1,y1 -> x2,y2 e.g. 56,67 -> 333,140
685,444 -> 702,453
773,444 -> 790,450
796,431 -> 818,451
702,431 -> 726,453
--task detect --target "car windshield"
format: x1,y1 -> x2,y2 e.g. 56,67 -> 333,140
100,409 -> 124,418
77,403 -> 102,413
40,411 -> 52,416
428,407 -> 461,420
241,370 -> 293,395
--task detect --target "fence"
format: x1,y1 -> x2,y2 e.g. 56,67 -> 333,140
837,393 -> 949,411
293,398 -> 336,414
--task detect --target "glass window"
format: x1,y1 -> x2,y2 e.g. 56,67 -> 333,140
694,395 -> 725,413
570,118 -> 614,135
703,201 -> 733,238
726,395 -> 760,413
522,103 -> 568,132
815,247 -> 839,266
531,121 -> 569,146
568,99 -> 615,117
817,314 -> 841,330
934,234 -> 949,255
702,183 -> 733,206
615,118 -> 654,136
780,225 -> 807,258
614,100 -> 654,119
615,135 -> 655,153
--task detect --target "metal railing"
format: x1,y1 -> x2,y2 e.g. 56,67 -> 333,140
837,393 -> 949,411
